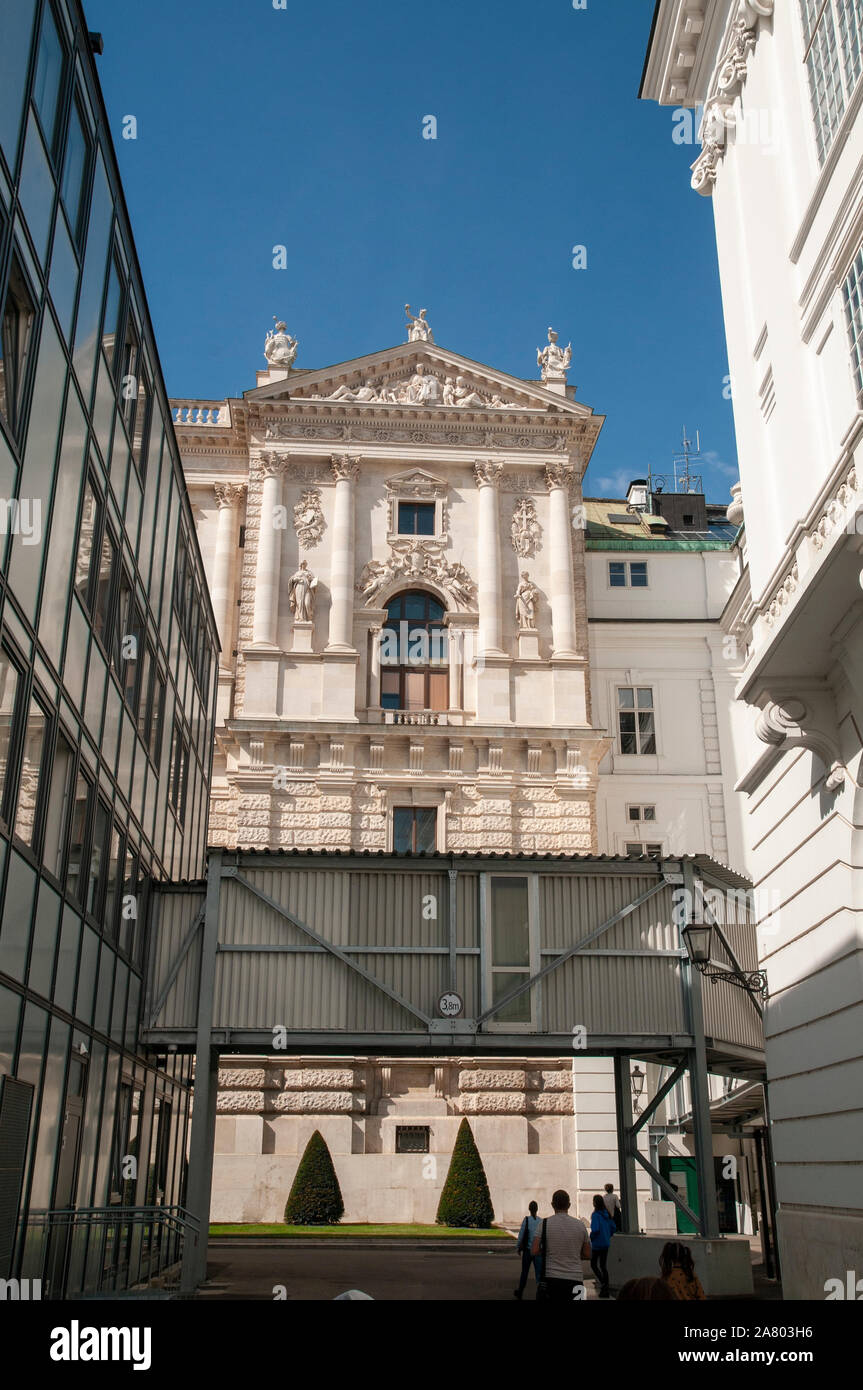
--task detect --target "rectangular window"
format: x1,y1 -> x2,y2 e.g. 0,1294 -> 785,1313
31,0 -> 66,156
169,722 -> 189,821
395,1126 -> 430,1154
800,0 -> 863,163
65,770 -> 92,904
398,500 -> 435,535
609,561 -> 648,588
393,806 -> 436,854
617,687 -> 656,755
12,695 -> 49,847
60,93 -> 90,243
489,876 -> 531,1025
627,804 -> 657,822
844,242 -> 863,402
625,842 -> 663,858
42,729 -> 75,878
0,252 -> 38,438
0,648 -> 21,820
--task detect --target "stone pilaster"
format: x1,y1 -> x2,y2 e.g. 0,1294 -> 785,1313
327,454 -> 360,652
212,482 -> 246,669
545,461 -> 577,657
252,453 -> 288,648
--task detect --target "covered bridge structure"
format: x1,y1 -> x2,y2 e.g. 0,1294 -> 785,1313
143,850 -> 765,1289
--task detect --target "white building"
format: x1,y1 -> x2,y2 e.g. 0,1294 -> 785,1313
171,315 -> 761,1234
642,0 -> 863,1298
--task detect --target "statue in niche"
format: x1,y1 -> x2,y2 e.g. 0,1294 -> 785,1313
405,305 -> 434,343
264,318 -> 298,370
511,497 -> 541,558
288,559 -> 317,623
537,327 -> 572,382
515,572 -> 539,630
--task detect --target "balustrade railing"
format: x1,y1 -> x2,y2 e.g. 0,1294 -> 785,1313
16,1205 -> 198,1299
171,400 -> 231,427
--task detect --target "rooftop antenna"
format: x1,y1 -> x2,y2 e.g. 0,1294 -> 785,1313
647,428 -> 705,497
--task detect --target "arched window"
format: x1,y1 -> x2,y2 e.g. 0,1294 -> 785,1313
380,590 -> 449,712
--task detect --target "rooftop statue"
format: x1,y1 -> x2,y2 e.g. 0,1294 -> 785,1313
264,318 -> 298,370
537,327 -> 572,383
405,304 -> 434,343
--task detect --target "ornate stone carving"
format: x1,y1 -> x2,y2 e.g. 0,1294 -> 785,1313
545,461 -> 575,492
264,318 -> 298,369
755,697 -> 852,791
474,459 -> 503,488
511,496 -> 541,557
288,560 -> 317,622
357,543 -> 476,608
258,451 -> 289,479
214,481 -> 246,509
537,327 -> 572,383
691,1 -> 775,197
763,563 -> 798,627
515,572 -> 539,630
293,488 -> 325,549
405,304 -> 434,343
331,454 -> 360,483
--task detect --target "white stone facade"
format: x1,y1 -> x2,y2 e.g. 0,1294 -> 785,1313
643,0 -> 863,1297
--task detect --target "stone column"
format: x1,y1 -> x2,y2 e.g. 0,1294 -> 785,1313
474,460 -> 504,656
212,482 -> 245,669
252,453 -> 287,648
546,461 -> 577,657
327,454 -> 359,652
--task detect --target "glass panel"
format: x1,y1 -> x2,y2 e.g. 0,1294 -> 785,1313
42,729 -> 75,878
629,563 -> 648,587
28,882 -> 60,996
37,388 -> 86,665
60,96 -> 88,238
0,850 -> 36,982
403,593 -> 426,619
18,114 -> 55,263
100,253 -> 123,368
392,807 -> 413,854
47,210 -> 78,340
609,562 -> 626,587
637,688 -> 654,709
492,971 -> 531,1024
72,151 -> 112,404
9,312 -> 66,621
403,670 -> 425,710
643,805 -> 656,822
414,807 -> 436,853
65,772 -> 91,903
29,1015 -> 69,1208
87,798 -> 109,916
638,712 -> 656,754
427,670 -> 448,711
91,528 -> 116,642
0,0 -> 37,169
73,478 -> 98,604
12,697 -> 48,845
0,252 -> 38,438
32,1 -> 65,152
0,649 -> 20,816
618,687 -> 634,708
75,923 -> 97,1024
0,980 -> 22,1077
103,825 -> 121,938
491,877 -> 530,966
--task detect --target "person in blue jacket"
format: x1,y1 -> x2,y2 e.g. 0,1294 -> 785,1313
513,1200 -> 542,1298
589,1193 -> 616,1297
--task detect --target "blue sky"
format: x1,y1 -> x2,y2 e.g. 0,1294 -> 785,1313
84,0 -> 738,502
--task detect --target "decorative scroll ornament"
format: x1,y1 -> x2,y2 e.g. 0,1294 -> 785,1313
293,488 -> 325,549
358,542 -> 476,608
755,698 -> 851,792
264,318 -> 298,369
511,497 -> 541,557
691,0 -> 774,197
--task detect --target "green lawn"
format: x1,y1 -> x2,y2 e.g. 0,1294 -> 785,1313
209,1222 -> 512,1240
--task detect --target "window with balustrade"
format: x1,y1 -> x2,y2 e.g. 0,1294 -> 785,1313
380,590 -> 449,712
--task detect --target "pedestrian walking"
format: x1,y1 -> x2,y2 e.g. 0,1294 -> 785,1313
659,1241 -> 706,1300
603,1182 -> 622,1227
589,1193 -> 615,1297
513,1200 -> 542,1299
531,1189 -> 591,1302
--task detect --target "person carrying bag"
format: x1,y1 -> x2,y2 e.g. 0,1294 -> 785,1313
532,1189 -> 591,1302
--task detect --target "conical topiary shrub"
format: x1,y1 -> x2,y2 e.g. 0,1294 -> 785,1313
436,1118 -> 495,1228
284,1129 -> 344,1225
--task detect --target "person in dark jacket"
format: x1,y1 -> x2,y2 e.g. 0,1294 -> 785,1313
514,1200 -> 542,1299
589,1194 -> 616,1297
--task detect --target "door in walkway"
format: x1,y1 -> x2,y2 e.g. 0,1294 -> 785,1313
660,1156 -> 699,1234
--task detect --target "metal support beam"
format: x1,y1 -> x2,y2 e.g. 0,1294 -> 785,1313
630,1057 -> 687,1136
476,877 -> 669,1025
448,866 -> 458,993
631,1147 -> 700,1229
180,851 -> 223,1292
147,905 -> 204,1028
613,1054 -> 639,1234
232,871 -> 433,1027
682,863 -> 721,1239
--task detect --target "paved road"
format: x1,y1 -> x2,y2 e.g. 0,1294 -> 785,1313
200,1243 -> 576,1301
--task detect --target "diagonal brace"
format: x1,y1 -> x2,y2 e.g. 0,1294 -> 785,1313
631,1057 -> 687,1136
232,872 -> 433,1027
631,1147 -> 701,1231
147,905 -> 205,1029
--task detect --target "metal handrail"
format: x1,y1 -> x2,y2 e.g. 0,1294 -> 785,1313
18,1205 -> 199,1299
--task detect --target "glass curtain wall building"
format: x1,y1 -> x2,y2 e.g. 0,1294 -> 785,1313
0,0 -> 218,1294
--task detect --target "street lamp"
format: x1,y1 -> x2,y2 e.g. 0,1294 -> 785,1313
681,921 -> 768,1000
630,1065 -> 646,1111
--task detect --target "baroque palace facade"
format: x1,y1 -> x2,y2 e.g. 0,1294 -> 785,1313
171,312 -> 752,1226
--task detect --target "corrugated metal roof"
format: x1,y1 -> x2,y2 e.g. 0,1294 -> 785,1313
582,498 -> 736,550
